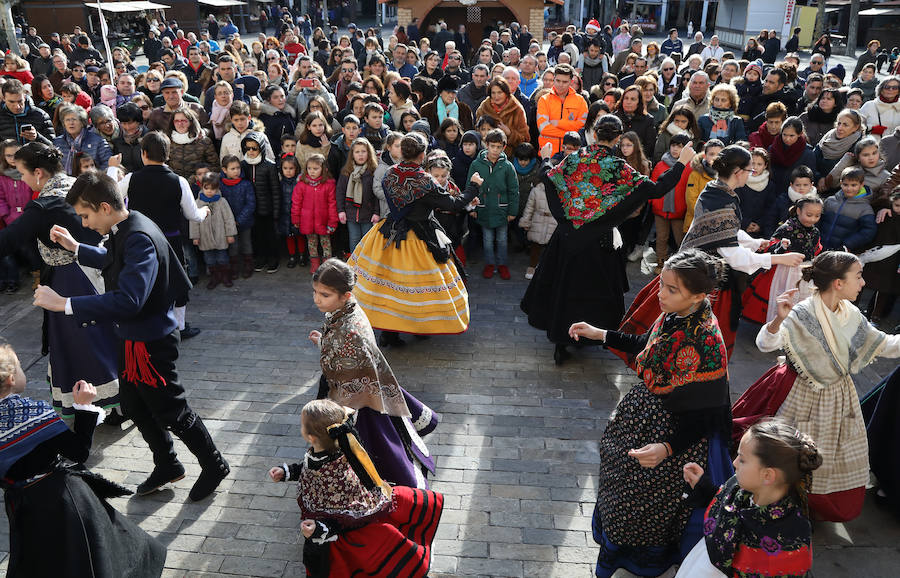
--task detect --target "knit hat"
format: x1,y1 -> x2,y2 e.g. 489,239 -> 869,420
100,85 -> 117,108
745,59 -> 763,79
827,63 -> 846,82
410,119 -> 432,137
585,19 -> 601,34
461,129 -> 482,149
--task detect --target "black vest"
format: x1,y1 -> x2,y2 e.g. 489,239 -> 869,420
126,165 -> 184,235
104,211 -> 191,324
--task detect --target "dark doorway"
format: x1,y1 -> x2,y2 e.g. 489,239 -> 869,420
421,5 -> 517,61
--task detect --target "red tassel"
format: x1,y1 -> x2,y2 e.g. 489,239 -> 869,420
122,340 -> 167,388
454,245 -> 466,266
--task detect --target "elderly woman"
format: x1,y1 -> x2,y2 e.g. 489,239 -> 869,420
89,105 -> 119,145
697,83 -> 747,146
474,77 -> 528,156
860,76 -> 900,140
52,104 -> 112,175
521,115 -> 694,365
166,106 -> 219,180
258,85 -> 296,157
419,75 -> 474,134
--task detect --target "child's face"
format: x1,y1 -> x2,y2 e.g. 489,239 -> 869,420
892,198 -> 900,215
462,142 -> 477,157
244,141 -> 261,159
563,144 -> 579,155
388,140 -> 402,159
429,167 -> 449,187
750,155 -> 766,175
402,116 -> 416,132
669,143 -> 684,159
857,145 -> 881,169
299,415 -> 320,449
704,146 -> 722,164
312,281 -> 350,313
797,202 -> 823,228
444,125 -> 459,142
309,118 -> 326,136
194,167 -> 207,183
861,68 -> 875,82
516,157 -> 532,167
79,157 -> 95,171
619,139 -> 634,157
366,111 -> 382,129
834,261 -> 866,301
479,125 -> 491,139
201,184 -> 219,198
0,351 -> 25,395
231,114 -> 250,133
486,142 -> 504,159
791,177 -> 813,195
282,162 -> 297,178
282,139 -> 297,154
343,122 -> 360,141
733,432 -> 770,495
224,161 -> 242,179
215,86 -> 233,106
841,178 -> 863,197
307,162 -> 323,179
352,145 -> 368,165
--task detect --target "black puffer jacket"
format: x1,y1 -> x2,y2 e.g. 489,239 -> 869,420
615,110 -> 657,160
0,99 -> 55,145
241,132 -> 281,220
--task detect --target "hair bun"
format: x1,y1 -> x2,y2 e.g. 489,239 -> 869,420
797,434 -> 823,473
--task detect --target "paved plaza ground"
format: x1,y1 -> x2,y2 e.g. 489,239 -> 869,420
0,249 -> 897,577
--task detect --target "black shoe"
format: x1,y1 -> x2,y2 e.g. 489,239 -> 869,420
175,416 -> 230,501
180,324 -> 202,340
286,255 -> 299,268
266,261 -> 279,273
553,344 -> 571,366
4,282 -> 18,294
136,462 -> 186,496
103,408 -> 128,427
298,253 -> 309,266
254,259 -> 265,272
378,331 -> 406,347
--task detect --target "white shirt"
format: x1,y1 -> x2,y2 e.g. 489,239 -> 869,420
716,229 -> 771,275
117,169 -> 208,223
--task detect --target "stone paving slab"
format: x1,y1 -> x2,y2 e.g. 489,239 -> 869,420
0,253 -> 897,577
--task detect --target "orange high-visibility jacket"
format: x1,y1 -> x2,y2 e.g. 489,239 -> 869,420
537,87 -> 588,155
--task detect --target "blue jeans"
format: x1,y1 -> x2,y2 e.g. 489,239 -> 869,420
347,220 -> 374,251
202,249 -> 229,266
482,223 -> 508,266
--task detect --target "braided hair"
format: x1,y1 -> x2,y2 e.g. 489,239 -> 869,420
748,418 -> 823,515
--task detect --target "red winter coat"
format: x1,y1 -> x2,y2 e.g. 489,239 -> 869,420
649,159 -> 688,219
291,176 -> 338,235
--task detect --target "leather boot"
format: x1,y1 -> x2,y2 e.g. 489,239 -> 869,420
242,255 -> 254,278
228,256 -> 240,280
221,264 -> 233,288
174,414 -> 230,501
206,265 -> 220,290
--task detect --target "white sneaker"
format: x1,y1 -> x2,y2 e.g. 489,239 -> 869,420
627,244 -> 646,262
525,267 -> 535,280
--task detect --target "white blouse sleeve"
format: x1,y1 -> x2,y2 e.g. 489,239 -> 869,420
179,177 -> 207,222
717,230 -> 772,274
756,322 -> 784,353
877,332 -> 900,358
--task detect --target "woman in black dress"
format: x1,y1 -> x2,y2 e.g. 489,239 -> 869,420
0,343 -> 166,577
521,114 -> 695,365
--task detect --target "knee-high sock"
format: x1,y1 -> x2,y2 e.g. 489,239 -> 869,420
174,305 -> 186,331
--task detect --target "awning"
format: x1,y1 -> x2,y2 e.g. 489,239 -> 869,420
84,1 -> 170,12
197,0 -> 247,6
860,7 -> 900,16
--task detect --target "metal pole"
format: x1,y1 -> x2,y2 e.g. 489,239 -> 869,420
579,0 -> 584,29
1,0 -> 19,55
96,0 -> 115,68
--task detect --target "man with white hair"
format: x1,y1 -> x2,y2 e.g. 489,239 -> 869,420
700,35 -> 724,62
507,47 -> 521,67
686,32 -> 706,57
672,71 -> 711,117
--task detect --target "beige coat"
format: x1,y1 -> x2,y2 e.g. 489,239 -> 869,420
519,182 -> 557,245
190,196 -> 237,251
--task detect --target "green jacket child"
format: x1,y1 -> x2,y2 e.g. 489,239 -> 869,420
467,148 -> 519,228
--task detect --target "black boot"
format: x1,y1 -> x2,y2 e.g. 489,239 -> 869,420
136,462 -> 186,496
553,343 -> 571,366
131,413 -> 185,495
174,414 -> 230,501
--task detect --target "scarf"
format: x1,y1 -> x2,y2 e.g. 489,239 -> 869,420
298,450 -> 392,529
122,126 -> 143,145
210,100 -> 231,139
666,122 -> 691,137
806,103 -> 839,125
513,158 -> 537,175
244,153 -> 262,165
491,96 -> 510,116
753,122 -> 778,149
3,167 -> 21,180
707,106 -> 734,140
436,97 -> 458,125
708,106 -> 734,123
661,152 -> 679,213
817,128 -> 862,160
0,394 -> 70,478
745,169 -> 769,192
345,165 -> 366,206
788,184 -> 817,203
703,476 -> 812,578
319,300 -> 411,417
768,134 -> 808,167
221,177 -> 242,186
170,130 -> 196,145
199,193 -> 221,203
633,300 -> 729,412
62,128 -> 87,174
546,144 -> 648,229
681,179 -> 742,251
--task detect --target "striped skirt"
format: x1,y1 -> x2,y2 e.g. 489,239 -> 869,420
348,220 -> 469,335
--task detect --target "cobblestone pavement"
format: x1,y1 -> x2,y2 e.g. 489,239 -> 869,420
0,249 -> 897,577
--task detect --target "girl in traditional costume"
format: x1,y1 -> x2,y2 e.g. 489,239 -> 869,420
0,343 -> 166,577
677,419 -> 822,578
348,132 -> 481,346
742,195 -> 824,324
309,259 -> 439,488
520,114 -> 695,366
268,398 -> 443,578
0,142 -> 120,421
732,251 -> 900,522
615,146 -> 806,366
569,249 -> 735,578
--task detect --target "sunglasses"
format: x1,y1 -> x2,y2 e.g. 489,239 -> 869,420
341,68 -> 355,73
245,146 -> 260,151
662,67 -> 674,71
138,105 -> 150,110
147,78 -> 160,82
885,85 -> 900,91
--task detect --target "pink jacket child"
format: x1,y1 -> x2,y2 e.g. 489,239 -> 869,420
291,174 -> 338,235
0,173 -> 35,226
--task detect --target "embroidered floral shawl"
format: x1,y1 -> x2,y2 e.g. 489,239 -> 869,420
298,451 -> 392,528
780,294 -> 886,392
633,300 -> 729,412
319,299 -> 410,417
703,476 -> 813,578
546,144 -> 648,229
0,394 -> 69,478
382,161 -> 440,210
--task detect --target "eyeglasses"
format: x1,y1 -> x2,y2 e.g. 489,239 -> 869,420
885,85 -> 900,91
147,78 -> 160,83
245,145 -> 260,151
662,67 -> 674,71
138,105 -> 150,110
449,56 -> 461,60
604,81 -> 616,87
341,68 -> 354,73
